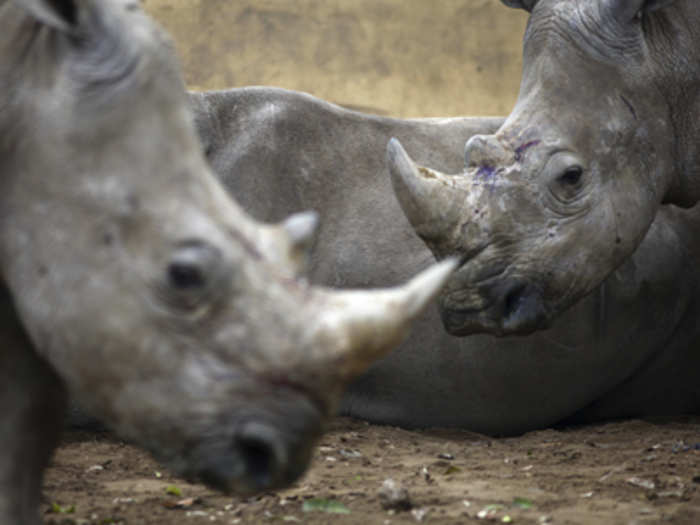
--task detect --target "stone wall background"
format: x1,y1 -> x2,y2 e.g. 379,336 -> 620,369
143,0 -> 527,117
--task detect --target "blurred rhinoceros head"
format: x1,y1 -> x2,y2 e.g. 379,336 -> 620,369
0,0 -> 455,494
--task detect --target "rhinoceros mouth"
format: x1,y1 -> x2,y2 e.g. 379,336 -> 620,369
440,306 -> 501,335
439,280 -> 549,336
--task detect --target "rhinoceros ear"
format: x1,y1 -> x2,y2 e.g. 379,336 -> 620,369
13,0 -> 79,32
605,0 -> 677,21
500,0 -> 538,12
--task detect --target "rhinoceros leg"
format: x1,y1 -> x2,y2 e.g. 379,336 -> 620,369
0,286 -> 66,525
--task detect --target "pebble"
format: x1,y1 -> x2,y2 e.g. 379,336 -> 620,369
378,479 -> 413,511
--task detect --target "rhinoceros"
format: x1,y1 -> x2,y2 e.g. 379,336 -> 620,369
389,0 -> 699,336
0,1 -> 456,522
189,86 -> 700,436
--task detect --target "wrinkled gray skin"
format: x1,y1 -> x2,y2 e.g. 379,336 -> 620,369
389,0 -> 700,336
0,1 -> 456,522
189,86 -> 700,437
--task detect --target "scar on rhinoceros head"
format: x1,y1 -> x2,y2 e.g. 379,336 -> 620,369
476,164 -> 496,179
514,140 -> 541,162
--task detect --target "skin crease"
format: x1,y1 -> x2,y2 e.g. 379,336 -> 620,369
389,0 -> 700,336
0,1 -> 455,522
186,86 -> 700,438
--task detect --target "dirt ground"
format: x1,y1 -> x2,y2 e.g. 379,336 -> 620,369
44,416 -> 700,525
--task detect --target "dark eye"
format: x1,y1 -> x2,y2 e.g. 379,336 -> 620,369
158,240 -> 228,315
557,166 -> 583,187
168,260 -> 206,289
545,153 -> 588,207
166,241 -> 222,293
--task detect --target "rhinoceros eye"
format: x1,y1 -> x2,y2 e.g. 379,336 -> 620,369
168,260 -> 205,289
545,153 -> 589,206
167,242 -> 217,290
552,165 -> 586,203
161,240 -> 227,312
557,166 -> 583,187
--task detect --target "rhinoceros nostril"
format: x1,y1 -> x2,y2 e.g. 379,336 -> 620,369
237,437 -> 274,487
234,422 -> 285,491
500,282 -> 547,334
503,284 -> 527,319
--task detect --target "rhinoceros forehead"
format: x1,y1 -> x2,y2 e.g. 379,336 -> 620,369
73,10 -> 177,107
524,1 -> 645,66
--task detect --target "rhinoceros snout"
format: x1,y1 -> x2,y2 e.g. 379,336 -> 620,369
439,278 -> 548,336
197,424 -> 283,493
192,401 -> 321,494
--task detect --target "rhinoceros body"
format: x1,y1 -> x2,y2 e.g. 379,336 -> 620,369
0,1 -> 454,522
191,86 -> 700,435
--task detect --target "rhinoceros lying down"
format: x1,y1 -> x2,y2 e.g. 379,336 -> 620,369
386,0 -> 700,335
0,1 -> 455,522
189,86 -> 700,435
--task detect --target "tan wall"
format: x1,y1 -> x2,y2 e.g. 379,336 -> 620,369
143,0 -> 527,118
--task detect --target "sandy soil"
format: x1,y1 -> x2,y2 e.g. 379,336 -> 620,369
44,416 -> 700,524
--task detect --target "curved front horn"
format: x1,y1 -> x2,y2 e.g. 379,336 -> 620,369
387,138 -> 466,256
311,257 -> 458,381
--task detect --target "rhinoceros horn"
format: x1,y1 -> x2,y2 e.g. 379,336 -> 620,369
311,257 -> 457,381
280,210 -> 319,276
387,138 -> 466,257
